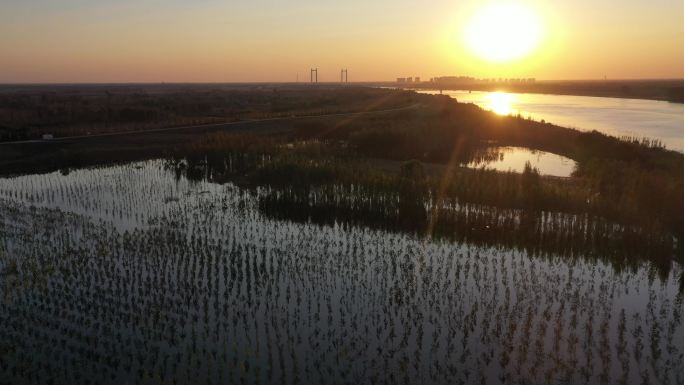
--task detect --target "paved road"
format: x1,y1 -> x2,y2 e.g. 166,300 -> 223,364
0,104 -> 419,146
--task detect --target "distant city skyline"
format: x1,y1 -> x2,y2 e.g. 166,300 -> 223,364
2,0 -> 683,83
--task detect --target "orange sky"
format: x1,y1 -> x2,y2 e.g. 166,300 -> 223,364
1,0 -> 683,83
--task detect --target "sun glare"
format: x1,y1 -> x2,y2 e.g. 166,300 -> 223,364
465,3 -> 542,62
486,92 -> 515,115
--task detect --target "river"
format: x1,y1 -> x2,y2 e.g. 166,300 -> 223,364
419,90 -> 684,152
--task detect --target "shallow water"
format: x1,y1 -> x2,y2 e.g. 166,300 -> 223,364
0,160 -> 682,385
468,146 -> 576,177
419,90 -> 684,152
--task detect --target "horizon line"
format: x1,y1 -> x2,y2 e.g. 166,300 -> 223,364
2,78 -> 684,86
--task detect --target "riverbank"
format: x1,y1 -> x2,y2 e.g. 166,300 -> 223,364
405,79 -> 684,103
2,87 -> 683,255
416,89 -> 684,152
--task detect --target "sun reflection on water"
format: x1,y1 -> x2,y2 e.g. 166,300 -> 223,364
486,92 -> 515,115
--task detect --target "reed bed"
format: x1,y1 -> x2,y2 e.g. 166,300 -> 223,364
0,161 -> 682,385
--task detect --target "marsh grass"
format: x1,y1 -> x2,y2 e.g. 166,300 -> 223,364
0,161 -> 682,385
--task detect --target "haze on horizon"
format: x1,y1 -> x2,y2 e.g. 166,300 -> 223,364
1,0 -> 683,83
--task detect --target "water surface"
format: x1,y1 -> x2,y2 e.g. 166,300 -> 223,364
468,146 -> 576,177
0,161 -> 682,385
420,90 -> 684,151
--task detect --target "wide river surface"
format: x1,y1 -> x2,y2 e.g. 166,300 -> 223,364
419,90 -> 684,152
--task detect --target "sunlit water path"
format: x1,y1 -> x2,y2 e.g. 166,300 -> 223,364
468,146 -> 576,177
0,161 -> 682,385
419,90 -> 684,152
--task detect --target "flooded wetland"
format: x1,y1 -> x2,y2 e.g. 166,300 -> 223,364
2,0 -> 684,381
1,160 -> 682,385
1,85 -> 684,385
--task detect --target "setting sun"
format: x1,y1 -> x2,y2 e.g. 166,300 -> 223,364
464,3 -> 543,63
2,1 -> 684,384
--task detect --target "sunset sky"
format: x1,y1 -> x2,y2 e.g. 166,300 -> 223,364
1,0 -> 683,83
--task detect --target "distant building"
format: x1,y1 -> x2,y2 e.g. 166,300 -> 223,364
431,76 -> 476,84
397,76 -> 421,84
428,76 -> 536,85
